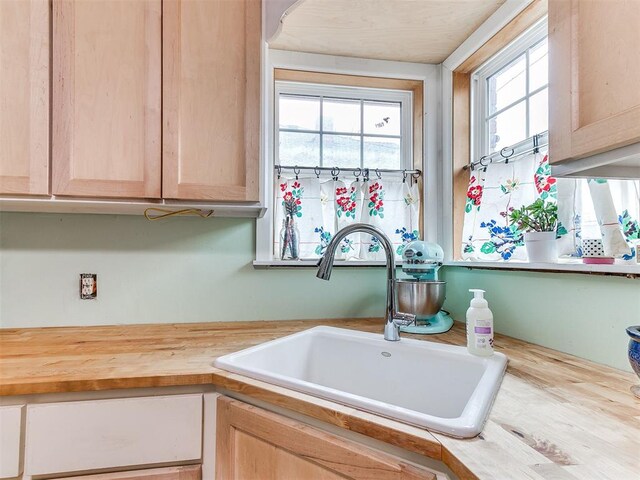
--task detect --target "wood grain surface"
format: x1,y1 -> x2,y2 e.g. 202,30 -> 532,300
216,396 -> 436,480
1,319 -> 638,480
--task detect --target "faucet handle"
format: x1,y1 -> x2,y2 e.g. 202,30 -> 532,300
392,312 -> 416,327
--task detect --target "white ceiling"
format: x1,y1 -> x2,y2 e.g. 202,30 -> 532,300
268,0 -> 506,64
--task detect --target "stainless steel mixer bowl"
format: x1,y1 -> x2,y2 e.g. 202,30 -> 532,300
395,280 -> 446,317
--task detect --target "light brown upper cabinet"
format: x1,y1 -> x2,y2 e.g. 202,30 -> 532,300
0,0 -> 50,196
52,0 -> 162,198
549,0 -> 640,163
163,0 -> 261,202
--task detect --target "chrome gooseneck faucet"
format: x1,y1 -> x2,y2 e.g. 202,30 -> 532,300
316,223 -> 416,341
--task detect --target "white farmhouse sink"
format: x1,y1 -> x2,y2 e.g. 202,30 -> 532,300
214,326 -> 507,438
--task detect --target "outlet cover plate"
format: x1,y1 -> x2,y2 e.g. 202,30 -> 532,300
80,274 -> 97,300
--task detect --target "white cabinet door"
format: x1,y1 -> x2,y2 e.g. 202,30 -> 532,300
0,405 -> 23,479
25,394 -> 203,476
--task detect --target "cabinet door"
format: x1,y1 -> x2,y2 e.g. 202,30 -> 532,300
549,0 -> 640,163
52,0 -> 161,198
163,0 -> 260,201
0,0 -> 49,195
53,466 -> 201,480
216,397 -> 436,480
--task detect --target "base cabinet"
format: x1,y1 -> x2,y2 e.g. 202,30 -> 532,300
216,396 -> 437,480
24,394 -> 203,477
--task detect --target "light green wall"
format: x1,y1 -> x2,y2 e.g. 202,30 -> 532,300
440,268 -> 639,371
0,213 -> 387,328
1,213 -> 637,372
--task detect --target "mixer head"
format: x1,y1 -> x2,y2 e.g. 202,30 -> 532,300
401,240 -> 444,280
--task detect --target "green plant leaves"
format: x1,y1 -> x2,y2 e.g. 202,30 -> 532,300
508,198 -> 558,232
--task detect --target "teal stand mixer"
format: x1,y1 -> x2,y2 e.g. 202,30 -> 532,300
396,240 -> 454,334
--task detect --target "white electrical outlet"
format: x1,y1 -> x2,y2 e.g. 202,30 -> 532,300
80,274 -> 97,299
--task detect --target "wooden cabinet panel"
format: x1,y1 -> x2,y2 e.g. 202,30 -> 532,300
216,396 -> 436,480
53,466 -> 201,480
0,0 -> 49,195
549,0 -> 640,163
163,0 -> 260,201
52,0 -> 161,198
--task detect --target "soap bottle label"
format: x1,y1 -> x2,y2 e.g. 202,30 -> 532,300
474,319 -> 492,350
476,336 -> 489,349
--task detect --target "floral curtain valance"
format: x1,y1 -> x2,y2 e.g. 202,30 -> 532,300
274,175 -> 421,261
462,149 -> 639,262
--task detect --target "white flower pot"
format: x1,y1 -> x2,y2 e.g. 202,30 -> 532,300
524,231 -> 558,263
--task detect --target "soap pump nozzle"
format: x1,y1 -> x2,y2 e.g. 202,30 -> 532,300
469,289 -> 488,308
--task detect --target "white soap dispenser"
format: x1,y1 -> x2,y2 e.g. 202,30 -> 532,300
466,289 -> 494,356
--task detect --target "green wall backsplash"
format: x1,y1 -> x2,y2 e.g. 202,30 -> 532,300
440,268 -> 639,372
1,213 -> 637,372
0,213 -> 386,328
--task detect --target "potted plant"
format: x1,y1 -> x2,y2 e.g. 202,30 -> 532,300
509,199 -> 558,263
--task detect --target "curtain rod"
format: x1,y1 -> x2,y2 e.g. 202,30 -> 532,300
274,165 -> 421,179
464,131 -> 549,172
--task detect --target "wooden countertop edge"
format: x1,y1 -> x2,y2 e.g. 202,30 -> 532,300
0,374 -> 215,396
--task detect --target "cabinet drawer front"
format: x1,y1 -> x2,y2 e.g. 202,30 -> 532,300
0,405 -> 23,479
25,394 -> 202,476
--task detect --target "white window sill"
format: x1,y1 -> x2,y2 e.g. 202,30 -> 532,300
253,260 -> 405,269
444,259 -> 640,277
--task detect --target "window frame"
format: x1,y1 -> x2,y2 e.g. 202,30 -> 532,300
470,19 -> 548,162
255,56 -> 436,267
274,81 -> 414,172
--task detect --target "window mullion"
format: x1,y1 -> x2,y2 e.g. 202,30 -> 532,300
319,96 -> 324,167
485,95 -> 528,120
360,99 -> 364,170
525,49 -> 530,138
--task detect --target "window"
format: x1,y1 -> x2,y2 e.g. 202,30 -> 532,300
459,17 -> 640,270
472,20 -> 548,158
276,82 -> 413,171
255,71 -> 424,265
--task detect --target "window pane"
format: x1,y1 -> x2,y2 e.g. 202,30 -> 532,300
279,95 -> 320,131
529,38 -> 548,92
488,54 -> 526,115
323,134 -> 361,168
529,87 -> 548,135
279,132 -> 319,166
363,101 -> 401,135
323,98 -> 360,133
363,136 -> 401,169
488,101 -> 526,152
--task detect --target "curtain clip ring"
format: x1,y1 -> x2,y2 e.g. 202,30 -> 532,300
293,166 -> 300,180
314,166 -> 321,179
500,147 -> 514,159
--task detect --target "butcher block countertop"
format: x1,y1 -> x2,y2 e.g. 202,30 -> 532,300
1,319 -> 638,480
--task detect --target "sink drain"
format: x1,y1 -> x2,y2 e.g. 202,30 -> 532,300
381,351 -> 391,357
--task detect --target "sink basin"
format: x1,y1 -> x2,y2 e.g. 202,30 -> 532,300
214,326 -> 507,438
